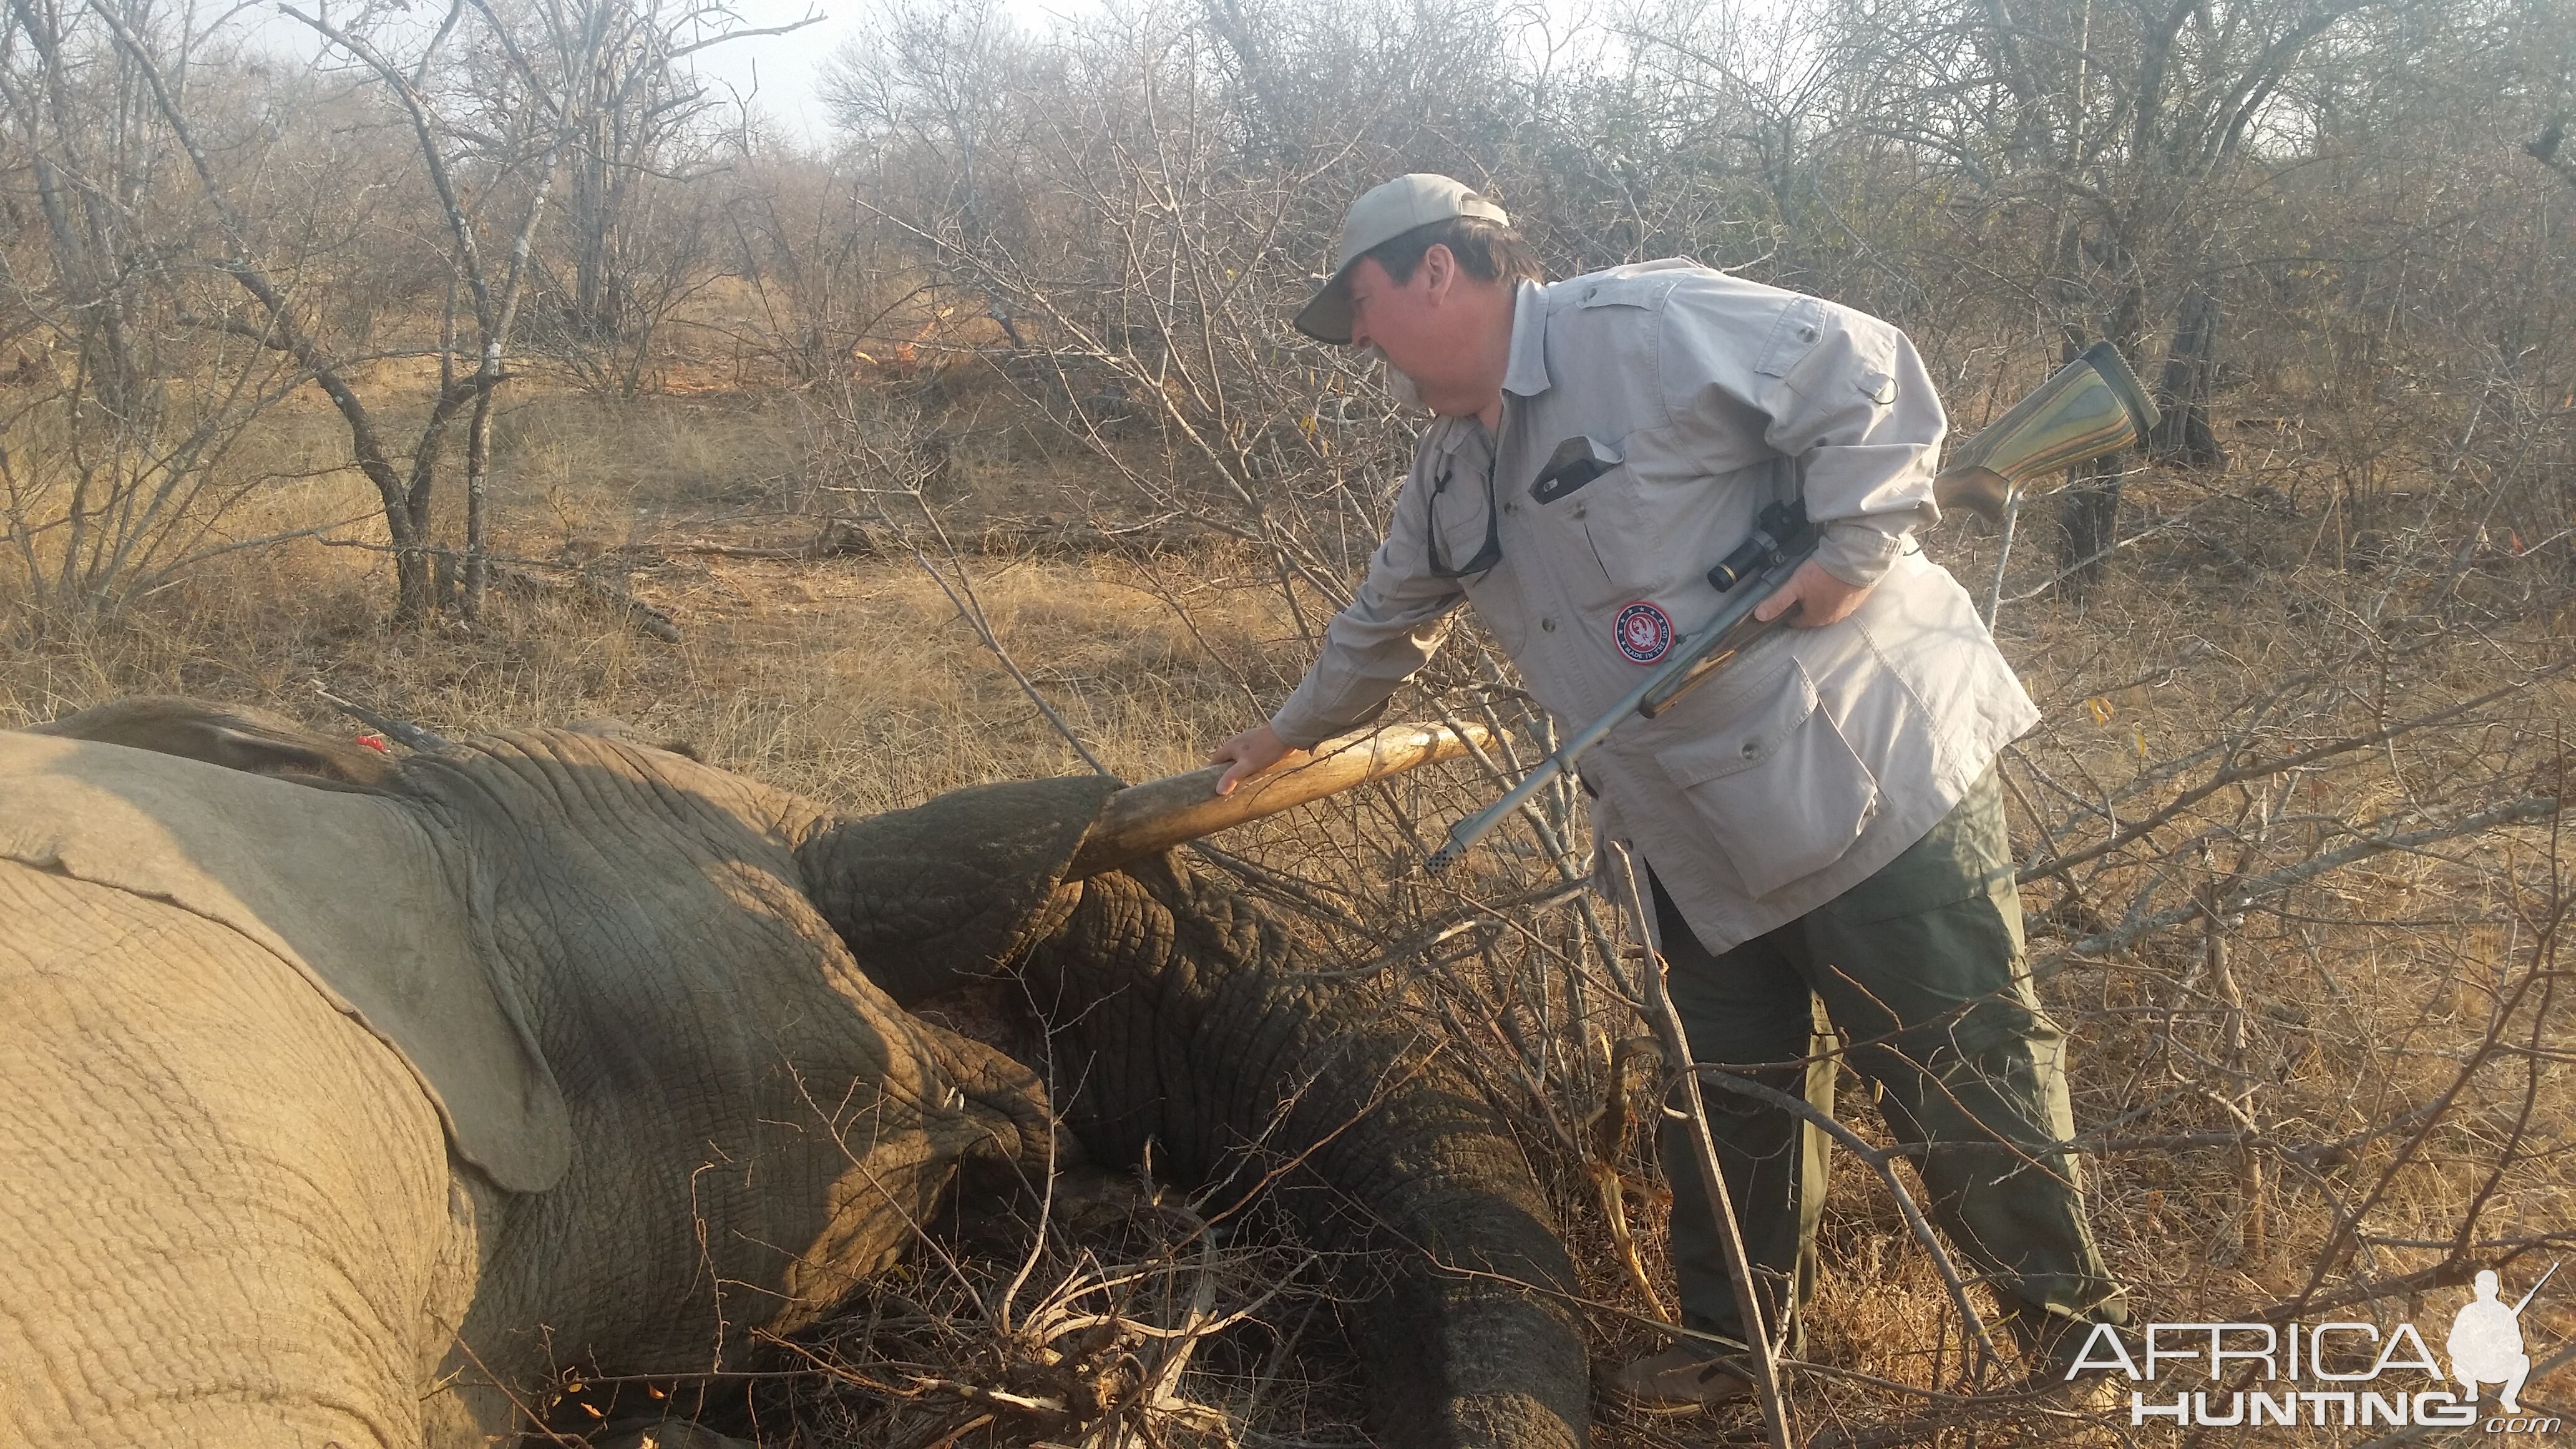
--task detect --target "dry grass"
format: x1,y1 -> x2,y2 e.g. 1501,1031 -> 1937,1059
4,371 -> 2570,1449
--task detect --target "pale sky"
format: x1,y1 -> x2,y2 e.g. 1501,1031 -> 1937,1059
680,0 -> 1088,143
246,0 -> 1085,146
256,0 -> 1614,147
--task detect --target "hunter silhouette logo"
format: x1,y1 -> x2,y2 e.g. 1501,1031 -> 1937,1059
2452,1264 -> 2555,1414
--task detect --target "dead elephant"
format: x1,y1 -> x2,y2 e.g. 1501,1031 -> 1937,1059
0,698 -> 1586,1448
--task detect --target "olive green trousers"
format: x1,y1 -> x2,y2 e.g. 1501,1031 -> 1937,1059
1651,767 -> 2127,1359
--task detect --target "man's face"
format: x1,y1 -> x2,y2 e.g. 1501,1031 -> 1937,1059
1339,245 -> 1511,420
1345,255 -> 1441,381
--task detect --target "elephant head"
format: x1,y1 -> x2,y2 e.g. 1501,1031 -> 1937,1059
0,698 -> 1586,1449
796,771 -> 1593,1448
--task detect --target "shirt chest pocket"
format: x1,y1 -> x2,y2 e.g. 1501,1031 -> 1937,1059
1563,449 -> 1765,614
1656,658 -> 1881,898
1538,471 -> 1642,612
1520,431 -> 1695,610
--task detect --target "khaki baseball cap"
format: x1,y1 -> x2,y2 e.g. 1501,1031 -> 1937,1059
1292,173 -> 1511,344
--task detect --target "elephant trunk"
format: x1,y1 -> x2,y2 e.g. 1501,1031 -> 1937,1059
1014,859 -> 1590,1449
796,724 -> 1488,1007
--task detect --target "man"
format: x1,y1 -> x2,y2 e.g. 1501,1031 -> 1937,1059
2448,1269 -> 2535,1413
1209,175 -> 2129,1410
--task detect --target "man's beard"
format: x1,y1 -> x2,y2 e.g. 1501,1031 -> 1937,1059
1360,344 -> 1425,411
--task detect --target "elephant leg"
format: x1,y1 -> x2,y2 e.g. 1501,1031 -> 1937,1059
0,865 -> 465,1448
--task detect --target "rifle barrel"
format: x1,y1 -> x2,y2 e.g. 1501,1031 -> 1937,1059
1425,544 -> 1812,874
2511,1261 -> 2559,1316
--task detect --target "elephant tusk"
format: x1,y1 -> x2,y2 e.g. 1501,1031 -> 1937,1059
1066,722 -> 1494,881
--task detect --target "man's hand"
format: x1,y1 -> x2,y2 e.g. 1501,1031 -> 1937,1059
1210,723 -> 1292,796
1754,559 -> 1872,628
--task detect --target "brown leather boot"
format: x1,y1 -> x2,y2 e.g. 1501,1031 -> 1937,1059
1604,1343 -> 1757,1413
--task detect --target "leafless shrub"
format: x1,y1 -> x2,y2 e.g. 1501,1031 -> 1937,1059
749,1185 -> 1337,1449
0,1 -> 386,623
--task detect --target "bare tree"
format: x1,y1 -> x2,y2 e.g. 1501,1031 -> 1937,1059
0,0 -> 459,617
468,0 -> 816,391
1805,0 -> 2454,590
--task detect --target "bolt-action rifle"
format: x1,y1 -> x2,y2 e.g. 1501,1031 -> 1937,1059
1426,341 -> 2160,875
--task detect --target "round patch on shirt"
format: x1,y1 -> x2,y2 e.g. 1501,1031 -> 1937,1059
1613,602 -> 1674,664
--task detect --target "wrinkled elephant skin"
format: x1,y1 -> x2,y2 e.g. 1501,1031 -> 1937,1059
0,698 -> 1587,1448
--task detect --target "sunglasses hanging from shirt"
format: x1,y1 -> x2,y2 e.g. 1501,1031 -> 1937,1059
1424,451 -> 1503,578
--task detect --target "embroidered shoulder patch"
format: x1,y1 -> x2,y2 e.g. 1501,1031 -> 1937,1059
1614,602 -> 1674,664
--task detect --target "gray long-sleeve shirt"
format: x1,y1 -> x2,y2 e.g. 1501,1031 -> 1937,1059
1271,261 -> 2039,952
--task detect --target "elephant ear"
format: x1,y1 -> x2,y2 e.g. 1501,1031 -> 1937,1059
25,695 -> 399,788
798,775 -> 1120,1005
0,729 -> 572,1193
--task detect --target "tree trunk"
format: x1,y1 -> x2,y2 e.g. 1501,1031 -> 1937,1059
462,345 -> 500,619
2056,454 -> 2122,601
2152,283 -> 2227,467
2052,253 -> 2148,602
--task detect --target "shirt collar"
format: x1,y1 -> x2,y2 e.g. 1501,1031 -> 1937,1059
1501,280 -> 1551,399
1425,413 -> 1480,461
